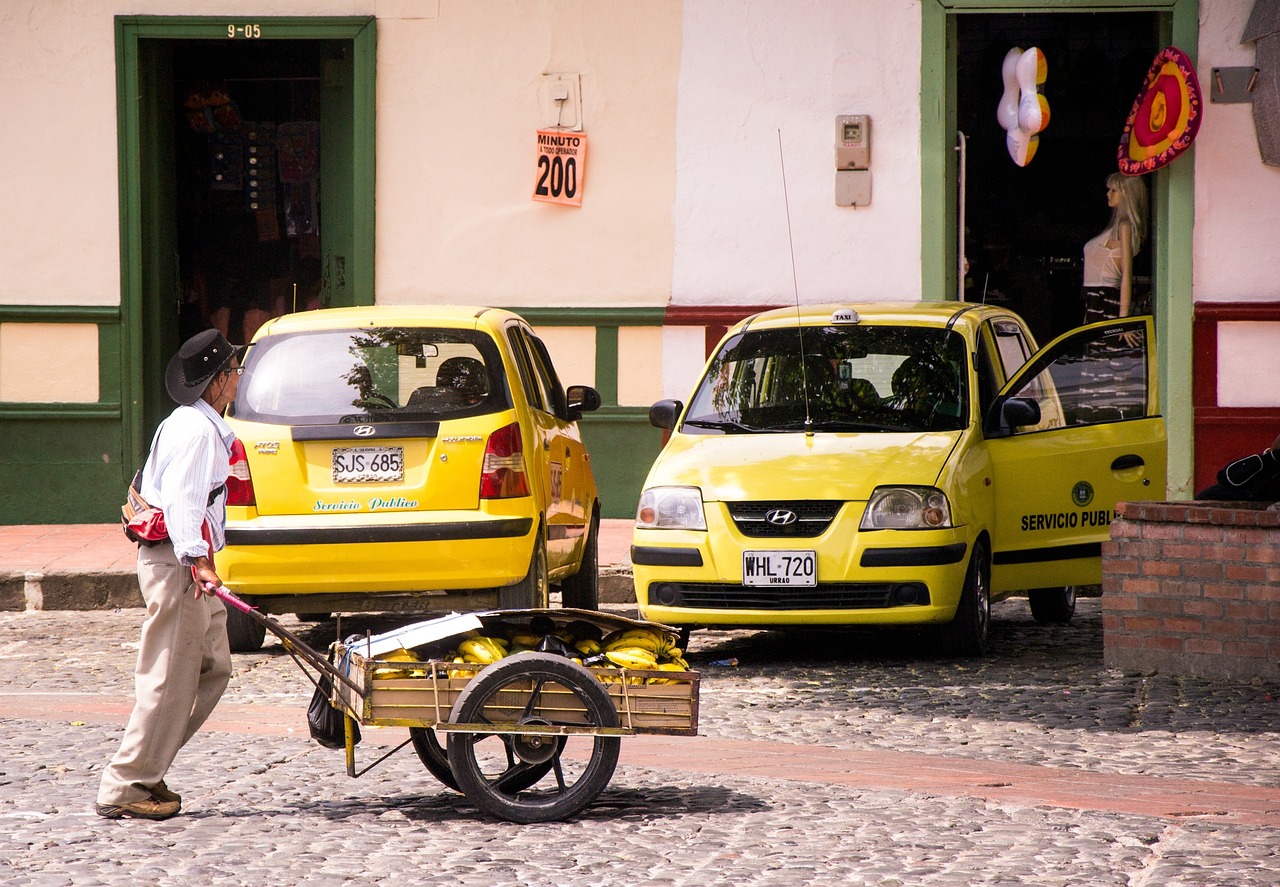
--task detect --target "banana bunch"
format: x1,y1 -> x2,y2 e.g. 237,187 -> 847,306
594,627 -> 691,682
455,635 -> 509,665
372,647 -> 426,679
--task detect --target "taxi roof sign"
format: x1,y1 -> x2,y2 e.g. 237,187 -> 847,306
831,308 -> 861,324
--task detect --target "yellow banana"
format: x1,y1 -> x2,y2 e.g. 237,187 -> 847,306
574,638 -> 602,656
458,638 -> 503,664
510,633 -> 541,648
607,635 -> 659,654
604,647 -> 658,669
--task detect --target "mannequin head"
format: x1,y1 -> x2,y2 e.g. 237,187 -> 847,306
1105,172 -> 1149,252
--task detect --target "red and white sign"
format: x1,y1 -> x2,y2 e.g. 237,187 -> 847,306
532,130 -> 586,207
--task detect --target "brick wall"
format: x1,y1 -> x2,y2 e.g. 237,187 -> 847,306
1103,501 -> 1280,681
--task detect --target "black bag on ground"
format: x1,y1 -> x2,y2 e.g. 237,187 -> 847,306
308,655 -> 360,749
1196,448 -> 1280,502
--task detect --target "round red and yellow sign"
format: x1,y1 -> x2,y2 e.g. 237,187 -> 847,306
1117,46 -> 1201,175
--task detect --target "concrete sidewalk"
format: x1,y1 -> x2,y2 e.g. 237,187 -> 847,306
0,518 -> 637,610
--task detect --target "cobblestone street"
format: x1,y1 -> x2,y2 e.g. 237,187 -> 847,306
2,597 -> 1279,885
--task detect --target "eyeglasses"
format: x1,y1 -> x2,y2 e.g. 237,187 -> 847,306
226,366 -> 243,376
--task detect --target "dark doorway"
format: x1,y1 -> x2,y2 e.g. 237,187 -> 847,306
957,13 -> 1158,343
172,40 -> 327,346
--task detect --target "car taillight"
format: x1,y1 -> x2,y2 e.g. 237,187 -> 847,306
226,439 -> 256,506
480,422 -> 530,499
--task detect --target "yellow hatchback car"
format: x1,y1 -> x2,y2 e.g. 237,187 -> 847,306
632,302 -> 1165,655
218,306 -> 601,651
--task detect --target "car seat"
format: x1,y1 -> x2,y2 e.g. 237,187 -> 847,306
435,356 -> 488,396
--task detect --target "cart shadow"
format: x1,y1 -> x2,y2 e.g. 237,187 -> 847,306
250,784 -> 769,824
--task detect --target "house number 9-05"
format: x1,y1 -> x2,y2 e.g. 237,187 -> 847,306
228,24 -> 262,38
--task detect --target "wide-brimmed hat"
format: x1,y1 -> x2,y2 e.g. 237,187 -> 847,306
165,329 -> 246,405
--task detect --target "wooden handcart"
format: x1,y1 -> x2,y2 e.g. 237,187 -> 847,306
213,588 -> 699,823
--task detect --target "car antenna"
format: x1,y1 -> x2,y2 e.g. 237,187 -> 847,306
777,130 -> 813,437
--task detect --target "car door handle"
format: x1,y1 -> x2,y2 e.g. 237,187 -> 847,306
1111,454 -> 1145,471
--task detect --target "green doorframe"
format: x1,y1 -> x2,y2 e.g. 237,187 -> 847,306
114,15 -> 376,468
921,0 -> 1198,499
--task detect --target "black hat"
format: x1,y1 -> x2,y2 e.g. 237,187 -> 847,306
165,329 -> 246,405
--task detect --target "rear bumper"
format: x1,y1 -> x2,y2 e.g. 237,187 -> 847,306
219,515 -> 536,596
225,517 -> 531,546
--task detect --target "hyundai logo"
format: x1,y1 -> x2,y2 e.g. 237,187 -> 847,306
353,425 -> 376,437
764,509 -> 798,526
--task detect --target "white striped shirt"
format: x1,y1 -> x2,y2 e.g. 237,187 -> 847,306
140,399 -> 234,564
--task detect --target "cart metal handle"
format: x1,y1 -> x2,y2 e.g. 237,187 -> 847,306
208,584 -> 365,698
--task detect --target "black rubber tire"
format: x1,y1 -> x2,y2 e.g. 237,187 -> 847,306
1028,586 -> 1077,624
408,728 -> 460,791
940,541 -> 990,657
445,652 -> 620,823
499,533 -> 549,610
559,513 -> 599,611
409,726 -> 559,794
225,603 -> 266,653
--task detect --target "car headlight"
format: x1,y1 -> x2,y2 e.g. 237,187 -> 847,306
860,486 -> 953,530
636,486 -> 707,530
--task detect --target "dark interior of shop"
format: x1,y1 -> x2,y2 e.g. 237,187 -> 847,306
172,40 -> 325,346
957,12 -> 1158,343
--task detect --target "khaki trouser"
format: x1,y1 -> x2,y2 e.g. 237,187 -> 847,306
97,541 -> 231,806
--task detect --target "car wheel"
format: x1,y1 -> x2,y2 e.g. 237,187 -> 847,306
225,601 -> 266,653
940,541 -> 990,657
559,513 -> 599,611
500,532 -> 549,610
1028,586 -> 1077,624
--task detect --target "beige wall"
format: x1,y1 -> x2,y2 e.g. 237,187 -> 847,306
374,2 -> 681,307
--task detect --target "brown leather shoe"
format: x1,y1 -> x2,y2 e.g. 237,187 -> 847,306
95,796 -> 181,820
149,780 -> 181,805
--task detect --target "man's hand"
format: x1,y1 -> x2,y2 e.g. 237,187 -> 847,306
190,556 -> 222,598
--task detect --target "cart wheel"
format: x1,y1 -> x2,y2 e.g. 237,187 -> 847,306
446,652 -> 620,823
409,726 -> 560,794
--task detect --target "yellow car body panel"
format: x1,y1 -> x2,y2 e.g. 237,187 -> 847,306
633,303 -> 1165,638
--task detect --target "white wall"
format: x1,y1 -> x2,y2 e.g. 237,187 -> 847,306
671,0 -> 922,307
1194,0 -> 1280,302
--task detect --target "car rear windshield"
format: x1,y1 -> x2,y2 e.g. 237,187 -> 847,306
232,327 -> 512,425
683,324 -> 969,434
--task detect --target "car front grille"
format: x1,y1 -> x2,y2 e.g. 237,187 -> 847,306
646,581 -> 929,610
726,500 -> 844,538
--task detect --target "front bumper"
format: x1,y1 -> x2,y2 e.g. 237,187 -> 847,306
631,513 -> 972,628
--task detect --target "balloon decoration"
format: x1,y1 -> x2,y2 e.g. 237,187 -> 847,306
998,47 -> 1050,166
1118,46 -> 1202,175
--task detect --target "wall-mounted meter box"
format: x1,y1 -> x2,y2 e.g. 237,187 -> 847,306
835,115 -> 871,170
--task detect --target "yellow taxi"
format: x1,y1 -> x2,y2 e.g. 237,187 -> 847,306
218,306 -> 601,651
632,302 -> 1165,655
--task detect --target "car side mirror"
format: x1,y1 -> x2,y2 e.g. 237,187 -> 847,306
567,385 -> 601,421
649,399 -> 683,430
989,396 -> 1040,436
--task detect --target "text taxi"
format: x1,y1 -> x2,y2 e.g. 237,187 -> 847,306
632,302 -> 1165,655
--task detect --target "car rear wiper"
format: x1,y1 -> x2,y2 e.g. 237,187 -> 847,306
682,418 -> 758,433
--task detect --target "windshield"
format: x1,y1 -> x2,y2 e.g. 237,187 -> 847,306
232,327 -> 511,425
682,324 -> 969,434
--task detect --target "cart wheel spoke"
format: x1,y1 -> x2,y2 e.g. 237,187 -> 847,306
446,652 -> 620,823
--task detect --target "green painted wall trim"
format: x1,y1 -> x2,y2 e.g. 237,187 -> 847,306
505,306 -> 667,327
594,326 -> 619,406
0,306 -> 120,323
920,0 -> 1197,499
0,405 -> 122,419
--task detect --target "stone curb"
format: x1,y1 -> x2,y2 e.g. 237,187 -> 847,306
1,566 -> 637,611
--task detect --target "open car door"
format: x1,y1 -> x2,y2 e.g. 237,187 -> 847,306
984,316 -> 1166,593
